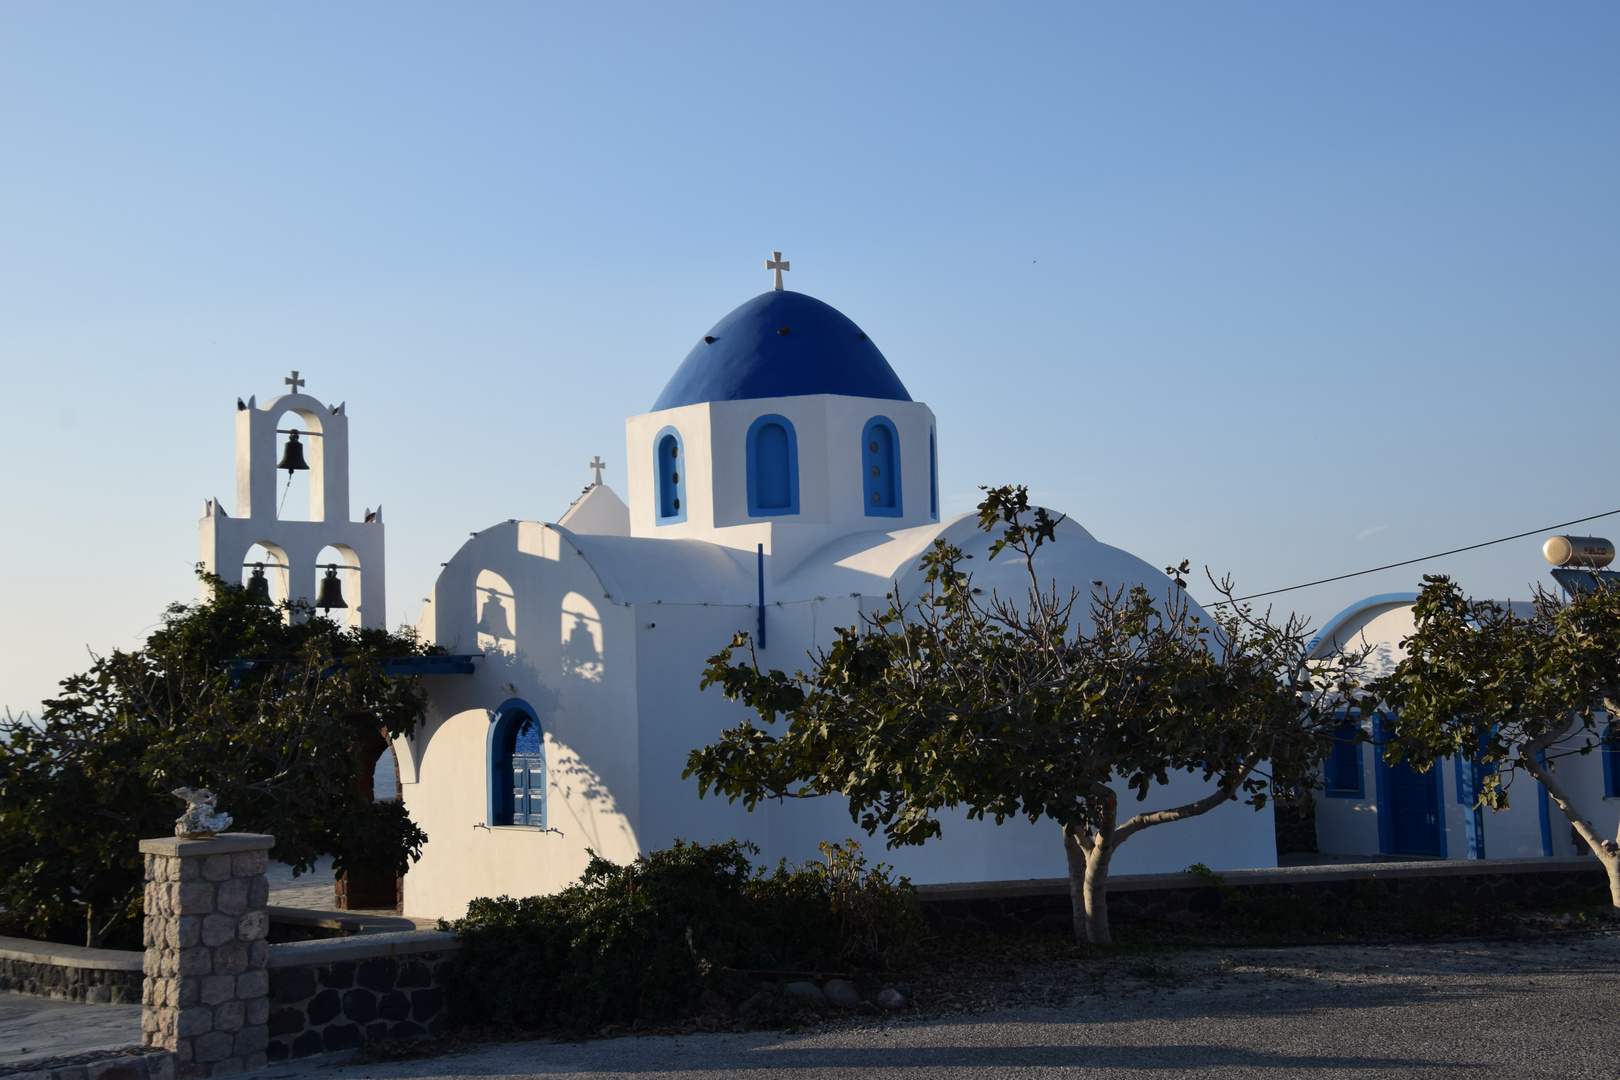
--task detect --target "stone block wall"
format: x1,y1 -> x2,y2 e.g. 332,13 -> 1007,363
265,944 -> 454,1061
0,938 -> 143,1004
138,834 -> 275,1079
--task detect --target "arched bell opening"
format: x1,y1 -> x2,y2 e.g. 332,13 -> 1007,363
476,569 -> 517,655
314,544 -> 362,628
271,412 -> 316,522
240,541 -> 290,609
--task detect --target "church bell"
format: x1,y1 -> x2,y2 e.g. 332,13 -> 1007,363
315,565 -> 348,611
277,431 -> 310,475
244,563 -> 273,605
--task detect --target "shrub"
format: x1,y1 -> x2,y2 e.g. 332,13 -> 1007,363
445,838 -> 921,1034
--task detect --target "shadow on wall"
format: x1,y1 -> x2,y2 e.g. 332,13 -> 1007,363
561,591 -> 604,683
470,645 -> 639,862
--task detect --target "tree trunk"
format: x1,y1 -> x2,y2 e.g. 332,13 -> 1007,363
1520,741 -> 1620,908
1063,825 -> 1114,945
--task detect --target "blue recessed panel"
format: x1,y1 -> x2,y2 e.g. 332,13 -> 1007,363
654,291 -> 912,410
746,414 -> 799,516
862,416 -> 902,518
655,426 -> 687,525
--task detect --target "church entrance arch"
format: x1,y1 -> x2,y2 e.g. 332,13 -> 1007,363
487,699 -> 547,828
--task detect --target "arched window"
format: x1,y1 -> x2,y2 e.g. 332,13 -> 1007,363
746,414 -> 799,516
929,426 -> 939,520
487,699 -> 546,827
862,416 -> 902,517
654,427 -> 686,525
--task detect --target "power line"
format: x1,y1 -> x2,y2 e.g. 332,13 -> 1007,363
1209,508 -> 1620,606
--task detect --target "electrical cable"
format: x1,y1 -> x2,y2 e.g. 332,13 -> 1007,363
1209,508 -> 1620,606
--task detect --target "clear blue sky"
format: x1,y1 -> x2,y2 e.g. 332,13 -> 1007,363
3,3 -> 1616,717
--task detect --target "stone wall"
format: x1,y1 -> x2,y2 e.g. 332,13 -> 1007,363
917,855 -> 1612,936
264,932 -> 457,1062
138,834 -> 274,1079
0,938 -> 143,1004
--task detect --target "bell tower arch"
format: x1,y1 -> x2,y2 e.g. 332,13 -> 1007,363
198,372 -> 387,628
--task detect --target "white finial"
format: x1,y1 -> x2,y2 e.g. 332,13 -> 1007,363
766,251 -> 790,291
284,370 -> 306,395
588,455 -> 606,487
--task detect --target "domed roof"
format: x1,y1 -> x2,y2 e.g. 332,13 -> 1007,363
652,291 -> 912,411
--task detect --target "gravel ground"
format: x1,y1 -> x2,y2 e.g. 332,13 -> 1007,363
0,995 -> 142,1067
255,931 -> 1620,1079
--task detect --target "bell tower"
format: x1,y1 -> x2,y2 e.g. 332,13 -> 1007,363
198,371 -> 387,628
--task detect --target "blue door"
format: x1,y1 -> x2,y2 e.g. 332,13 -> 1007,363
1389,758 -> 1442,855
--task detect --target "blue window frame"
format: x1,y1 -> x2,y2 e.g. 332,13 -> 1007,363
862,416 -> 902,517
654,426 -> 686,525
487,699 -> 546,828
746,414 -> 799,516
929,426 -> 938,520
1604,722 -> 1620,799
1325,719 -> 1364,798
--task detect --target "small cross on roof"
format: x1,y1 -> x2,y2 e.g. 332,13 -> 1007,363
766,251 -> 790,291
588,455 -> 606,486
284,371 -> 306,395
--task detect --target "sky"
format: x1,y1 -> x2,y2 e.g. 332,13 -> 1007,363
2,3 -> 1617,717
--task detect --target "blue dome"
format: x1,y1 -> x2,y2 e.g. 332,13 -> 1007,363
652,291 -> 912,411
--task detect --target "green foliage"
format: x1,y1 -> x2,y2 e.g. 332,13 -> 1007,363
445,838 -> 921,1035
686,484 -> 1363,942
0,571 -> 436,948
1370,575 -> 1620,887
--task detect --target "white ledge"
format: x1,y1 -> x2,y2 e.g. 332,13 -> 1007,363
267,929 -> 459,967
0,935 -> 144,971
138,832 -> 276,858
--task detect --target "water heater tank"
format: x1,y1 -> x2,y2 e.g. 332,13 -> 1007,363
1542,535 -> 1615,568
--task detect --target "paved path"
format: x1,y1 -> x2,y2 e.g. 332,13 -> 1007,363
0,995 -> 142,1067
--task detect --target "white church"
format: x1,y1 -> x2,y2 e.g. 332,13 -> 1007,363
202,259 -> 1280,919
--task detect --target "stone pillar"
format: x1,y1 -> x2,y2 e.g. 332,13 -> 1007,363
140,834 -> 275,1079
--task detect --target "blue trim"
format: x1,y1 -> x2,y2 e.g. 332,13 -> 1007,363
1536,750 -> 1554,857
654,426 -> 687,525
1307,593 -> 1421,658
929,427 -> 938,520
1453,755 -> 1484,858
862,415 -> 903,518
487,699 -> 546,828
1374,714 -> 1394,855
756,544 -> 767,648
653,291 -> 912,410
745,414 -> 800,517
1433,760 -> 1449,859
1605,722 -> 1620,799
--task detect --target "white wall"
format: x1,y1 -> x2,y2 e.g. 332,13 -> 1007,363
1310,595 -> 1620,861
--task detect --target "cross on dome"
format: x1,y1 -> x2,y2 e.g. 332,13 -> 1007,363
588,455 -> 606,486
766,251 -> 790,291
284,370 -> 306,395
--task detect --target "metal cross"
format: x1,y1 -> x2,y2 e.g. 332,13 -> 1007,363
284,371 -> 306,395
588,455 -> 606,486
766,251 -> 790,291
